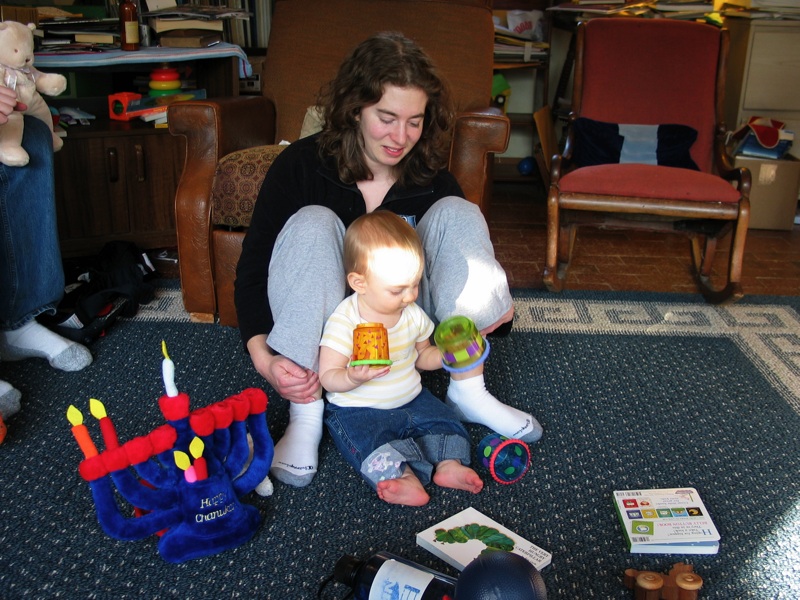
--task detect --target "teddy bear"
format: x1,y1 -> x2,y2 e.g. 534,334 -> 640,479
0,21 -> 67,166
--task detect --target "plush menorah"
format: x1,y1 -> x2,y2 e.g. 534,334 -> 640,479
67,342 -> 274,564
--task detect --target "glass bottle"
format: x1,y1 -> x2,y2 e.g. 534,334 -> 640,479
119,0 -> 140,51
334,551 -> 457,600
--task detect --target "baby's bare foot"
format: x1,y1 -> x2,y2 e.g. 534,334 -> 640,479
376,470 -> 430,506
433,460 -> 484,494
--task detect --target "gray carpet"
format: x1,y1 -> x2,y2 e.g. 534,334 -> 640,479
1,282 -> 799,599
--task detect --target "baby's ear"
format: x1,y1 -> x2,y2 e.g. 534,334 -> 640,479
347,272 -> 366,293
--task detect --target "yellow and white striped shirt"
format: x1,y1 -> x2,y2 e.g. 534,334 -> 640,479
321,294 -> 434,409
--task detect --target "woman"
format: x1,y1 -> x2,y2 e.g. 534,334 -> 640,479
235,32 -> 542,489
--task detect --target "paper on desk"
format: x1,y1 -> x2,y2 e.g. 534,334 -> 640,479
144,0 -> 177,12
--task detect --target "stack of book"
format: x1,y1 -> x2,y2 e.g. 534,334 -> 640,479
141,2 -> 250,47
721,0 -> 800,20
649,0 -> 715,20
493,10 -> 549,64
35,17 -> 121,50
547,1 -> 653,19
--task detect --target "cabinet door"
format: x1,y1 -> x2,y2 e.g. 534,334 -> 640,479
55,131 -> 185,257
121,133 -> 184,240
742,27 -> 800,113
54,135 -> 130,252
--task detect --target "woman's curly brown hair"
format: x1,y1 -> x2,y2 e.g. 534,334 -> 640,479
317,31 -> 454,188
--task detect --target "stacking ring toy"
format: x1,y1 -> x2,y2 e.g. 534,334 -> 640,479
350,323 -> 392,367
434,316 -> 490,373
477,434 -> 531,485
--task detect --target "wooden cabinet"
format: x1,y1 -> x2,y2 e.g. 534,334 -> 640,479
36,46 -> 246,257
724,18 -> 800,137
54,123 -> 185,257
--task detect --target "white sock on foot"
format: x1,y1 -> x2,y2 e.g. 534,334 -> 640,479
0,379 -> 22,420
0,321 -> 92,371
269,399 -> 324,488
447,375 -> 543,443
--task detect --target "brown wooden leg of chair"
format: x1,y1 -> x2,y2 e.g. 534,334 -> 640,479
699,235 -> 717,278
558,224 -> 576,279
543,187 -> 563,292
698,221 -> 746,304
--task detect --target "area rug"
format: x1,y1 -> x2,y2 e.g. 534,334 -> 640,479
1,283 -> 798,599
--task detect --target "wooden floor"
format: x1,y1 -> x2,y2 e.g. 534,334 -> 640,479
489,180 -> 800,297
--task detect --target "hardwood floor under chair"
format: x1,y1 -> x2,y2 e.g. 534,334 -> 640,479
490,181 -> 800,297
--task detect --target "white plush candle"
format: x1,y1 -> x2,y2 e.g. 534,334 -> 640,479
161,340 -> 178,397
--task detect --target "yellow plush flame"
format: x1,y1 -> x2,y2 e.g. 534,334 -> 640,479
66,405 -> 83,426
161,339 -> 170,361
88,398 -> 107,420
189,437 -> 204,459
173,450 -> 191,471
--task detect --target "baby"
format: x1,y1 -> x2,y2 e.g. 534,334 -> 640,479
319,211 -> 483,506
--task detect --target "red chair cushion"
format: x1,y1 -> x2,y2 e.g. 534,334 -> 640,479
559,164 -> 741,203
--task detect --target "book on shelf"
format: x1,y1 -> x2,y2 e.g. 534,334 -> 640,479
548,2 -> 652,14
36,17 -> 120,47
141,4 -> 251,20
149,17 -> 225,34
613,487 -> 720,554
652,1 -> 713,11
416,507 -> 552,571
74,32 -> 119,45
159,29 -> 222,48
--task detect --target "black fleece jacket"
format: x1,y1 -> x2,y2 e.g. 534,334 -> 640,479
233,133 -> 464,348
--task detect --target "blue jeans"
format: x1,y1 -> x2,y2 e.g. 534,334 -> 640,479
324,388 -> 472,487
0,116 -> 63,331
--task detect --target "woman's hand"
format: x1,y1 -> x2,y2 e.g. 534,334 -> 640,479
248,335 -> 321,404
0,86 -> 26,125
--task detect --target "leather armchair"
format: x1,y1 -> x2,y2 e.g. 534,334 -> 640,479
169,0 -> 509,326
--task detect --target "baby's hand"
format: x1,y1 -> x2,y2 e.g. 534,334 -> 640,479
347,359 -> 390,384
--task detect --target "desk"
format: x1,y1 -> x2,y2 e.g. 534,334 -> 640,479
42,44 -> 250,256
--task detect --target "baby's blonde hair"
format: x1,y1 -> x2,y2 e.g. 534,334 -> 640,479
344,211 -> 424,278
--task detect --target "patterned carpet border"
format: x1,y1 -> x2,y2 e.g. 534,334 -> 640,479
510,291 -> 800,415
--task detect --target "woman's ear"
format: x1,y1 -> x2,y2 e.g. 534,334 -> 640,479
348,272 -> 367,294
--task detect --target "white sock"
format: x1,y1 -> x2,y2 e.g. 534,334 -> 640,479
268,399 -> 324,488
447,375 -> 543,443
0,379 -> 22,420
0,321 -> 92,372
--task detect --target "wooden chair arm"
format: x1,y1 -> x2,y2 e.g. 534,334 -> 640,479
714,129 -> 752,199
450,108 -> 510,216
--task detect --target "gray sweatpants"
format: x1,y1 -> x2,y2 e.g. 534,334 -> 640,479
267,197 -> 512,373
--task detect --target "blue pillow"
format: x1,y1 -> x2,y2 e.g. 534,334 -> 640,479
572,117 -> 699,170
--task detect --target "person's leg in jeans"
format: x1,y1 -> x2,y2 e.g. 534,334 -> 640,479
264,206 -> 347,487
0,117 -> 91,432
416,196 -> 542,443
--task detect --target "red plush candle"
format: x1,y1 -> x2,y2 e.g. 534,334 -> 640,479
189,437 -> 208,480
89,398 -> 120,450
193,457 -> 209,481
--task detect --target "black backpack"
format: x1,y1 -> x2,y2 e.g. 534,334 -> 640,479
38,241 -> 157,344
